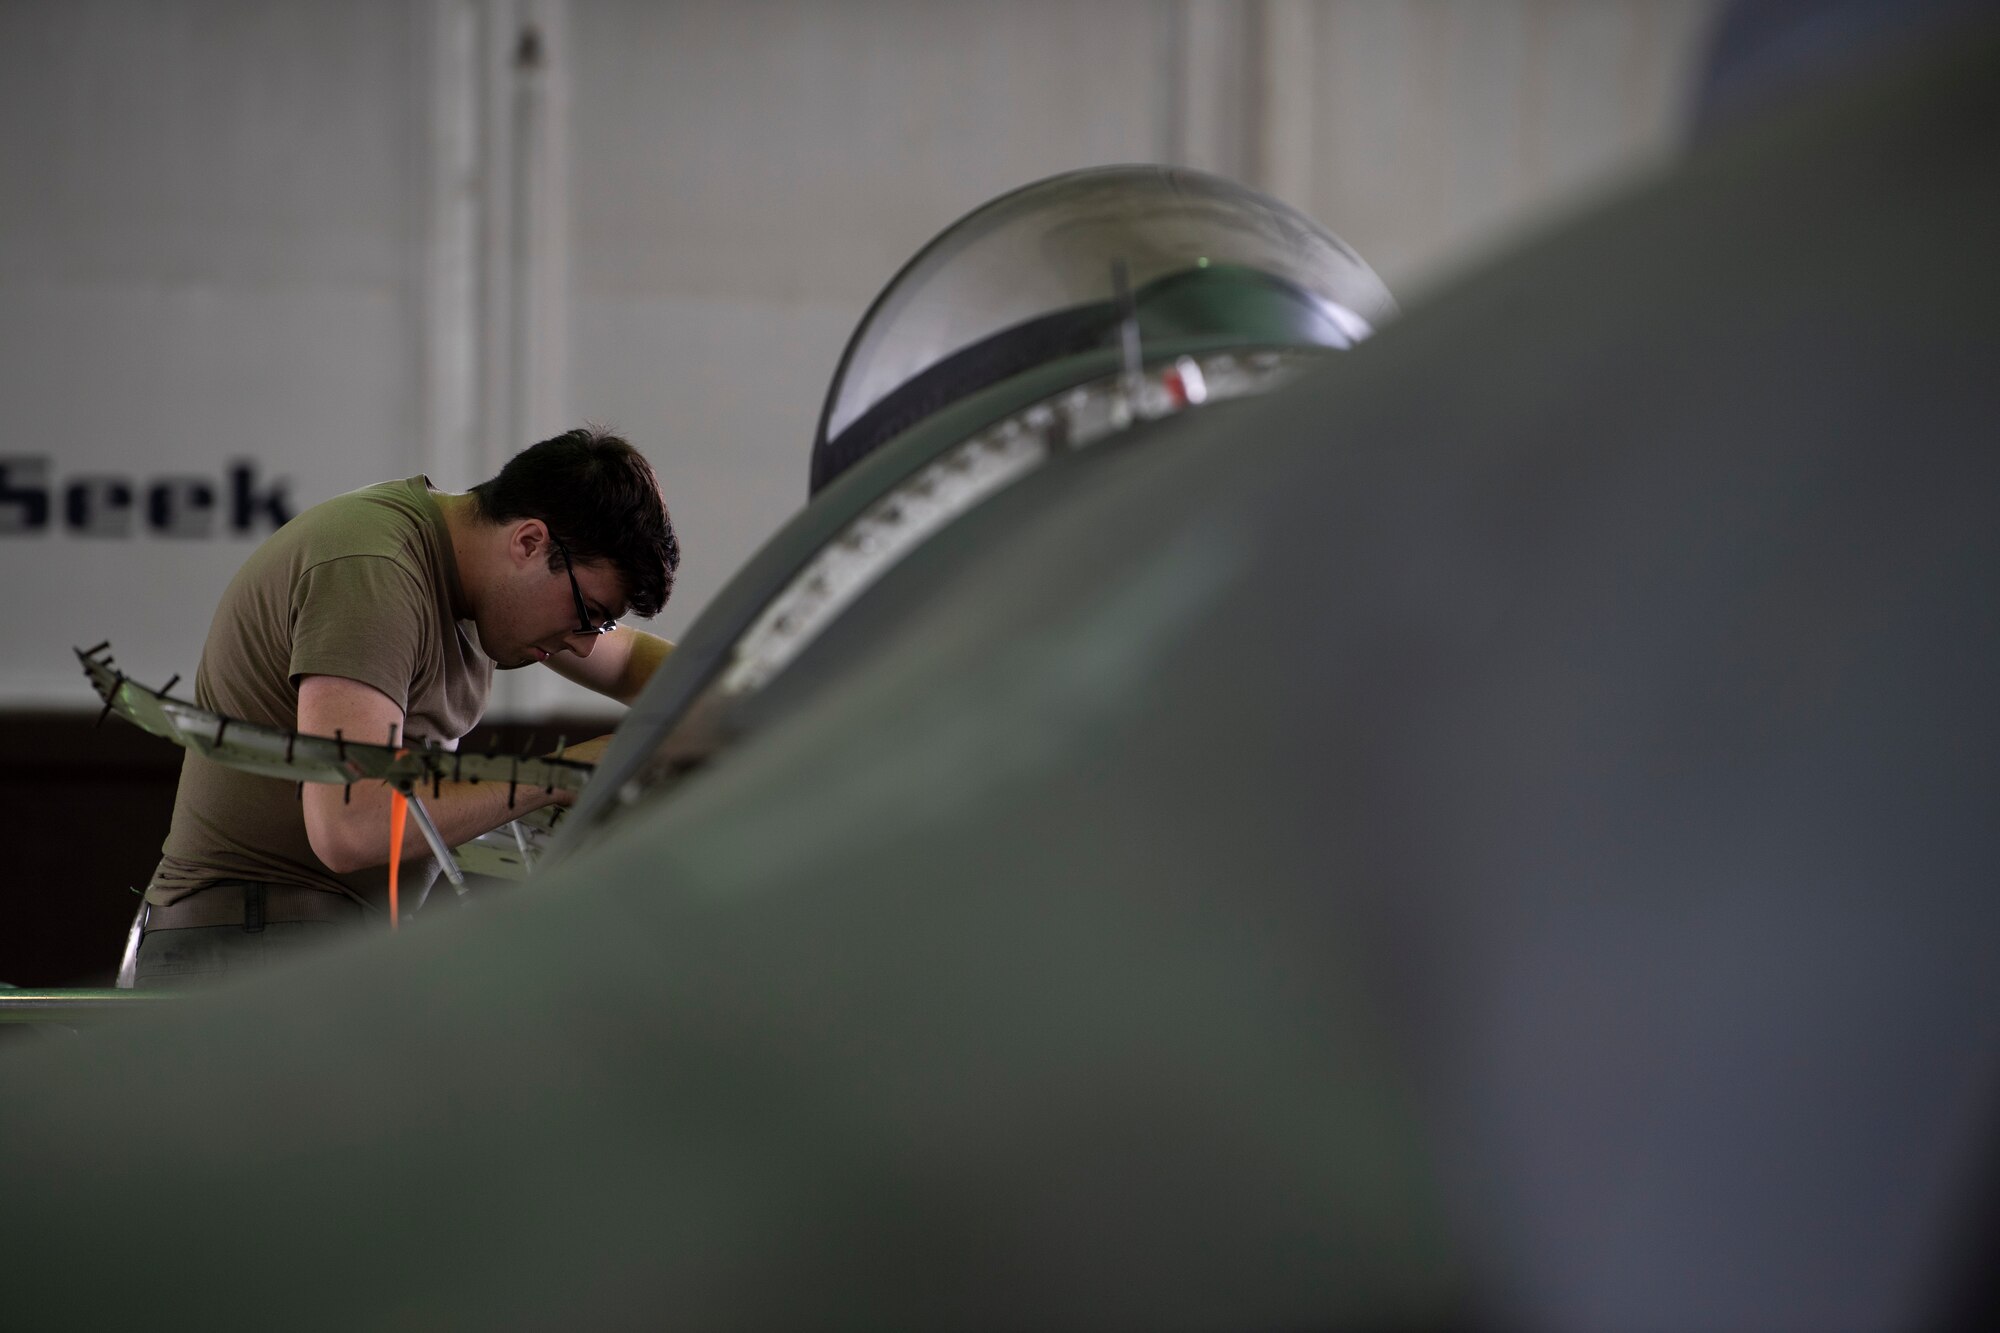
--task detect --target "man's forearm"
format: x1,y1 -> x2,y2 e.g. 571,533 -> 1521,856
303,770 -> 569,874
614,629 -> 673,702
545,626 -> 674,703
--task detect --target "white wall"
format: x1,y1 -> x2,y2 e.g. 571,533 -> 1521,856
0,0 -> 1717,718
1295,0 -> 1712,294
0,1 -> 430,704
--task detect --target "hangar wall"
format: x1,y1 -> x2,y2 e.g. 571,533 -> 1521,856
1,0 -> 1714,720
0,2 -> 432,703
1,0 -> 1713,981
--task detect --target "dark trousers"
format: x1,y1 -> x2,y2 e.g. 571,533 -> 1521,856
133,876 -> 368,980
133,912 -> 358,990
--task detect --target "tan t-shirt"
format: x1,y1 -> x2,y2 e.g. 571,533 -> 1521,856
147,477 -> 493,908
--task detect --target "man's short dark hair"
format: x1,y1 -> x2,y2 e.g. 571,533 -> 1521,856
470,427 -> 680,618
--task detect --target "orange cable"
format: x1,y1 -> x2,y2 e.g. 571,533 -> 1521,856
387,788 -> 408,931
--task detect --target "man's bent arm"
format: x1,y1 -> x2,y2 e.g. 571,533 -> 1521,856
298,674 -> 581,874
544,625 -> 673,704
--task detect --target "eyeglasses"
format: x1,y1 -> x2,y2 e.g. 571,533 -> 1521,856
552,538 -> 620,636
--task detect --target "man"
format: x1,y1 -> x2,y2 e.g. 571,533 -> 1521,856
132,426 -> 680,987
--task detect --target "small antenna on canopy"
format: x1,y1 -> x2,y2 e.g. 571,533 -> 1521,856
1111,259 -> 1142,380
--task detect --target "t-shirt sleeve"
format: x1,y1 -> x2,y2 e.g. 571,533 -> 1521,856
288,555 -> 431,713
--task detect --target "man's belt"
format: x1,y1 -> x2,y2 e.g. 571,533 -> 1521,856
144,881 -> 366,932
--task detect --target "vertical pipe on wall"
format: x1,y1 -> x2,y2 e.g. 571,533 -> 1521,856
504,0 -> 581,720
511,0 -> 573,456
422,0 -> 483,492
1252,0 -> 1318,209
1156,0 -> 1187,166
1169,0 -> 1254,181
457,0 -> 578,721
507,11 -> 542,466
1166,0 -> 1321,201
477,0 -> 518,497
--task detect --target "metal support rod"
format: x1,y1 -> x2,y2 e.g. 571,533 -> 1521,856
115,902 -> 148,989
403,791 -> 468,893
